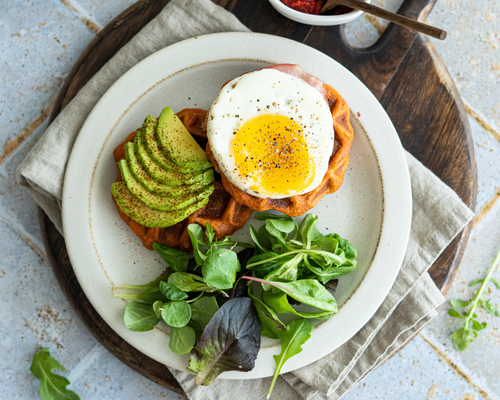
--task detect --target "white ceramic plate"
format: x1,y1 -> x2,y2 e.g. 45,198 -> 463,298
62,32 -> 411,380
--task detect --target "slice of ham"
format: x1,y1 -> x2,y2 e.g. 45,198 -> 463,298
263,64 -> 329,103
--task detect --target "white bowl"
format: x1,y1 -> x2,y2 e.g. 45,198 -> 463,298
268,0 -> 371,26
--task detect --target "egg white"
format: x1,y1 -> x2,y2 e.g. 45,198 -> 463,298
207,68 -> 334,199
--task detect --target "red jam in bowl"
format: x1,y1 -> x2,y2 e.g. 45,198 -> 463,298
280,0 -> 351,15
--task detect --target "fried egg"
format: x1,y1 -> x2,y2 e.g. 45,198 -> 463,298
207,68 -> 334,199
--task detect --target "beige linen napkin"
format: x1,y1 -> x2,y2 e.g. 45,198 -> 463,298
16,0 -> 474,399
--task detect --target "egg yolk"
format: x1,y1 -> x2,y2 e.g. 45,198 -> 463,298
231,114 -> 315,196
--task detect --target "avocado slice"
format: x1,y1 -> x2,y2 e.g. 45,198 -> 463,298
125,143 -> 214,192
119,160 -> 214,211
119,159 -> 214,198
112,182 -> 209,228
134,129 -> 194,183
157,107 -> 212,170
141,116 -> 207,173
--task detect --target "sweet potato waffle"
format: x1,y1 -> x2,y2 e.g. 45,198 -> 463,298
206,84 -> 354,216
112,109 -> 253,251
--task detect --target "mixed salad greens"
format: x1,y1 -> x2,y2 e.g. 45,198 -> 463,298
112,212 -> 358,398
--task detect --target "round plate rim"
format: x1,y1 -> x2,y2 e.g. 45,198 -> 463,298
62,31 -> 412,379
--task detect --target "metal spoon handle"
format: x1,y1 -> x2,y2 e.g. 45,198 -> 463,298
322,0 -> 447,40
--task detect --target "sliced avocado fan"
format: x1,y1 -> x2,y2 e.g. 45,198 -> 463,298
119,159 -> 214,212
134,129 -> 193,183
157,107 -> 212,170
141,116 -> 207,174
125,143 -> 214,194
113,108 -> 215,228
119,159 -> 213,198
111,182 -> 209,228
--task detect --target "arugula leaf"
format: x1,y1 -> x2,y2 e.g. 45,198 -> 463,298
448,309 -> 465,318
267,318 -> 313,399
469,278 -> 500,289
202,248 -> 241,290
188,224 -> 207,266
450,299 -> 469,308
472,320 -> 487,331
481,299 -> 500,317
190,296 -> 219,331
30,348 -> 80,400
153,243 -> 189,272
161,300 -> 192,328
468,279 -> 483,287
450,327 -> 474,351
124,302 -> 159,332
159,281 -> 189,300
170,326 -> 197,354
449,247 -> 500,351
189,297 -> 260,385
112,269 -> 171,300
248,287 -> 286,339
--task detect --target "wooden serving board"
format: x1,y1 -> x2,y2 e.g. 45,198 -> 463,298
39,0 -> 476,395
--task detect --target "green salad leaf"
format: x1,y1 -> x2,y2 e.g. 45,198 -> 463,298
247,213 -> 357,286
170,326 -> 197,354
30,348 -> 81,400
243,276 -> 337,317
113,216 -> 358,396
449,247 -> 500,350
124,301 -> 159,331
139,287 -> 168,304
190,296 -> 219,331
112,269 -> 172,300
160,281 -> 189,300
248,287 -> 286,339
298,214 -> 323,244
153,301 -> 163,319
202,248 -> 241,289
187,223 -> 252,268
168,272 -> 214,292
153,243 -> 189,272
268,318 -> 313,399
161,300 -> 192,328
188,224 -> 207,266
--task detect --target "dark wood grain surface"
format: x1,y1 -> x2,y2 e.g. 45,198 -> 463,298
40,0 -> 476,394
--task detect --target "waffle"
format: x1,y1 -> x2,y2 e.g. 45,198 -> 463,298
112,109 -> 253,251
206,83 -> 354,216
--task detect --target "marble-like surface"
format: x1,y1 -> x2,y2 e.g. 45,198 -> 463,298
1,0 -> 499,399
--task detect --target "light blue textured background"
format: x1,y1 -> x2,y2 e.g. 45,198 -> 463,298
1,0 -> 499,399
